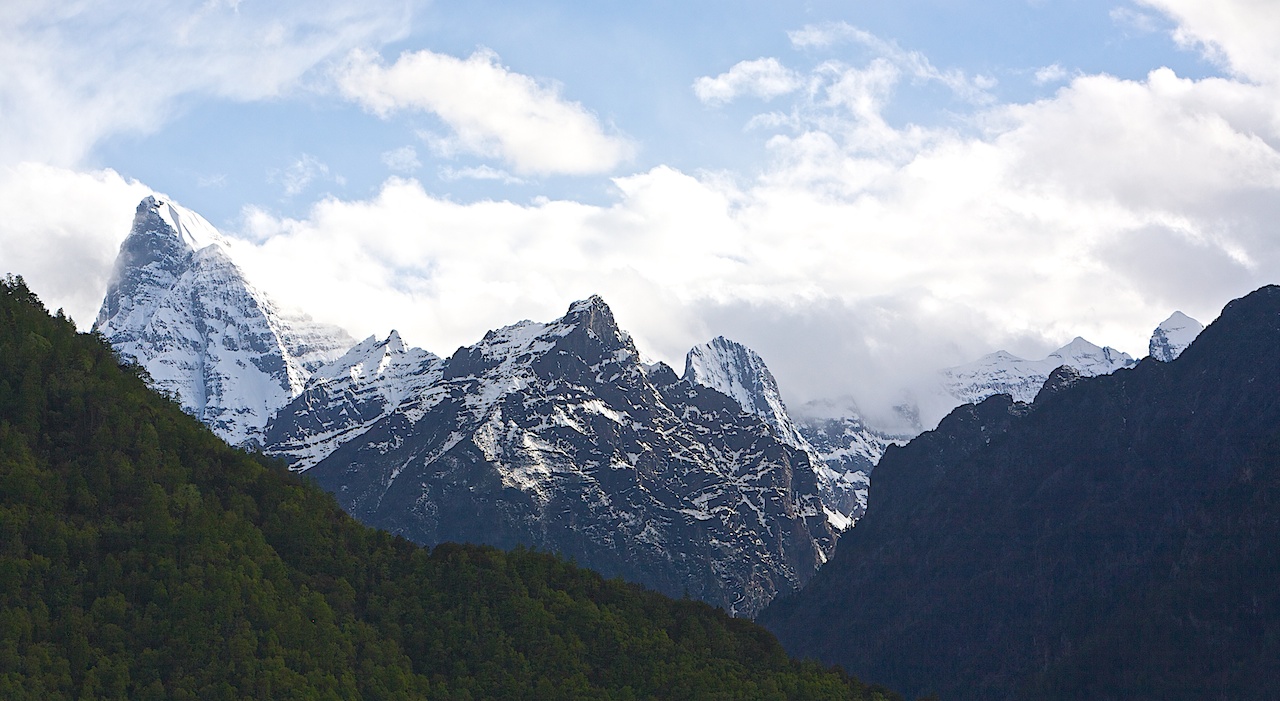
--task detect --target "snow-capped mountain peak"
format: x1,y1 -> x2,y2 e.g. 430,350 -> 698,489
94,196 -> 353,447
682,336 -> 902,529
148,195 -> 225,251
1149,311 -> 1204,362
314,330 -> 417,385
1046,337 -> 1134,375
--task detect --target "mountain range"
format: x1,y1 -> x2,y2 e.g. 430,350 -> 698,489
93,195 -> 1207,618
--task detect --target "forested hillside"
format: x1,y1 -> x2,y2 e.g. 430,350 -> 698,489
0,274 -> 897,701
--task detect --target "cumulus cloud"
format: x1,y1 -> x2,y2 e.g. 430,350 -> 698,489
1139,0 -> 1280,84
334,48 -> 634,176
0,0 -> 413,168
693,58 -> 804,105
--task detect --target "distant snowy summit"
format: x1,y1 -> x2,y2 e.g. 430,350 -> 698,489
95,196 -> 352,446
941,337 -> 1137,406
685,336 -> 806,447
1149,311 -> 1203,362
925,313 -> 1204,423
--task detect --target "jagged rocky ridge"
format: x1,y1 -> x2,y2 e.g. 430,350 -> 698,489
760,286 -> 1280,700
94,196 -> 352,446
271,298 -> 836,617
264,331 -> 442,470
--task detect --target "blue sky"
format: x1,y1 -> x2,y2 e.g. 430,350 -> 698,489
87,0 -> 1214,226
3,0 -> 1279,423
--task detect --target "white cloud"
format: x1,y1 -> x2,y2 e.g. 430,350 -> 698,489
439,165 -> 524,184
0,0 -> 413,168
335,48 -> 634,176
381,146 -> 422,173
1034,63 -> 1069,85
220,36 -> 1280,422
1139,0 -> 1280,84
196,173 -> 228,188
693,58 -> 804,105
788,21 -> 997,104
1110,6 -> 1161,34
787,23 -> 861,50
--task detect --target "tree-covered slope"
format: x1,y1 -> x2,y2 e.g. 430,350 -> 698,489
0,275 -> 897,701
759,285 -> 1280,701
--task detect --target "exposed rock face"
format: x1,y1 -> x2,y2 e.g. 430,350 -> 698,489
792,403 -> 906,525
279,297 -> 836,617
95,196 -> 352,446
1148,311 -> 1204,362
1032,364 -> 1083,403
760,286 -> 1280,701
682,336 -> 897,528
684,336 -> 807,447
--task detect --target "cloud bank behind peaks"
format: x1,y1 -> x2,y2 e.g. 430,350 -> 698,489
335,48 -> 635,176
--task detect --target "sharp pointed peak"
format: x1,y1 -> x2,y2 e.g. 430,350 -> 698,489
566,294 -> 611,315
708,335 -> 749,350
1055,336 -> 1101,352
561,294 -> 624,336
1157,310 -> 1202,329
385,329 -> 405,353
131,194 -> 225,252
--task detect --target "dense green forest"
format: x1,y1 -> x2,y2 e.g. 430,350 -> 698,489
0,275 -> 898,701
